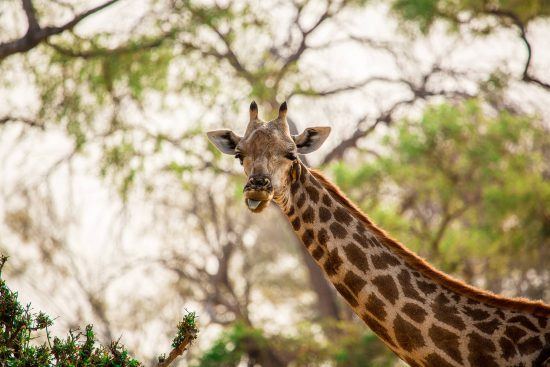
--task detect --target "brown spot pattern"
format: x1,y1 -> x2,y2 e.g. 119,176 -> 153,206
505,325 -> 527,343
402,303 -> 427,323
495,309 -> 505,320
467,332 -> 498,367
424,353 -> 455,367
302,206 -> 315,223
365,293 -> 386,321
290,181 -> 300,195
432,293 -> 465,330
323,249 -> 343,276
310,176 -> 322,188
474,318 -> 501,335
343,271 -> 366,295
356,222 -> 366,233
361,313 -> 396,348
312,246 -> 324,260
393,314 -> 425,352
417,280 -> 437,295
318,207 -> 331,222
334,207 -> 353,225
322,194 -> 332,207
352,233 -> 368,246
397,270 -> 424,303
329,222 -> 347,239
296,192 -> 306,208
371,252 -> 400,269
291,217 -> 301,231
286,206 -> 295,217
429,325 -> 462,364
343,242 -> 369,271
464,306 -> 490,321
335,283 -> 358,307
301,229 -> 314,248
305,185 -> 319,203
509,315 -> 539,333
499,337 -> 517,360
299,170 -> 306,183
536,316 -> 547,329
317,228 -> 329,247
372,275 -> 399,304
518,336 -> 543,355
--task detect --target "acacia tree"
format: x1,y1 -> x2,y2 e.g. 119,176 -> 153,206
0,255 -> 198,366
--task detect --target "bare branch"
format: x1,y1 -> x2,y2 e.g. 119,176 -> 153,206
275,0 -> 348,88
22,0 -> 40,32
321,97 -> 414,165
0,115 -> 45,129
0,0 -> 121,61
289,76 -> 404,98
185,5 -> 256,84
47,33 -> 173,59
319,61 -> 473,164
484,9 -> 550,91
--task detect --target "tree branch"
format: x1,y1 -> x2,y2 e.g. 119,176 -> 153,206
0,115 -> 45,129
157,335 -> 194,367
0,0 -> 121,62
320,98 -> 413,165
47,32 -> 173,59
275,0 -> 348,88
185,5 -> 256,84
319,63 -> 473,164
289,76 -> 404,98
22,0 -> 40,32
484,9 -> 550,91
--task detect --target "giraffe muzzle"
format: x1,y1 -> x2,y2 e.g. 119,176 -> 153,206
244,175 -> 273,212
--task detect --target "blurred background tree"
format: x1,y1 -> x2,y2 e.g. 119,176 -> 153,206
0,0 -> 548,366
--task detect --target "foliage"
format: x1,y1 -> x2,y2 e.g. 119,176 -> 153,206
333,99 -> 550,296
390,0 -> 550,33
170,311 -> 199,349
0,255 -> 142,366
0,255 -> 197,366
195,322 -> 267,367
195,321 -> 395,367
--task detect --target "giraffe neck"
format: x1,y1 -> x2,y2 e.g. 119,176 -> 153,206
275,163 -> 550,367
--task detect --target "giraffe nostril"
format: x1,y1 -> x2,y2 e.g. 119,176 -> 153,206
247,175 -> 271,189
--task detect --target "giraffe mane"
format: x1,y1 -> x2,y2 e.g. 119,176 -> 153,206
310,169 -> 550,318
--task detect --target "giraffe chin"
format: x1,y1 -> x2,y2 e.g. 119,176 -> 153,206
244,190 -> 272,213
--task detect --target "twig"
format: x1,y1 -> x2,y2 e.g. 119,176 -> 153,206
157,335 -> 194,367
157,312 -> 198,367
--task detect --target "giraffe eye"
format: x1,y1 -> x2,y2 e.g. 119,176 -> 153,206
235,153 -> 244,165
285,152 -> 297,161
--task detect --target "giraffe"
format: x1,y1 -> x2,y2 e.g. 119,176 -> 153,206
207,101 -> 550,367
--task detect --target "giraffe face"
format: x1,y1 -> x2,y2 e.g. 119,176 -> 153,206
207,101 -> 331,212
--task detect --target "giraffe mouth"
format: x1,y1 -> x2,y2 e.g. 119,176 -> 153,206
244,189 -> 272,212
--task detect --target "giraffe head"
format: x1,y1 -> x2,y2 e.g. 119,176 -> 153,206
207,101 -> 331,212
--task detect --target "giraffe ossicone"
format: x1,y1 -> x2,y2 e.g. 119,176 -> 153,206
207,101 -> 550,367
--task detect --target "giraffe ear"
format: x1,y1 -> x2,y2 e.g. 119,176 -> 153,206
293,127 -> 331,154
207,130 -> 242,154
